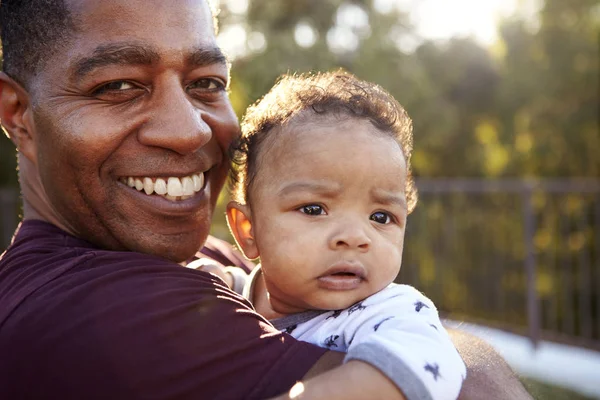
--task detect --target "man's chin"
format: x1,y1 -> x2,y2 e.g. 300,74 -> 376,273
112,230 -> 207,264
142,240 -> 205,263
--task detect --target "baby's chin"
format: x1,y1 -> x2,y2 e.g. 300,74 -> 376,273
304,295 -> 370,312
269,288 -> 376,315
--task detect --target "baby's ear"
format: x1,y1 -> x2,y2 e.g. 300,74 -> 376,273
226,201 -> 259,260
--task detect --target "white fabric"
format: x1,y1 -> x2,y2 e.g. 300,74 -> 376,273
239,267 -> 466,400
272,284 -> 466,400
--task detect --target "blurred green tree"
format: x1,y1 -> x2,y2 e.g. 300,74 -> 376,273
212,0 -> 599,342
0,0 -> 597,343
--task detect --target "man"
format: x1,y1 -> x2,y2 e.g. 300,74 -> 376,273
0,0 -> 531,398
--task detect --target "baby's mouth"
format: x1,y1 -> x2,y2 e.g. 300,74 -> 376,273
331,272 -> 359,277
317,263 -> 367,290
321,263 -> 367,280
119,172 -> 205,201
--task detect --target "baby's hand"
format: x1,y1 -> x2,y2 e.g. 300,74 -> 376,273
187,258 -> 234,288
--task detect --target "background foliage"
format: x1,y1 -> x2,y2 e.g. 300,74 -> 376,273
218,0 -> 599,179
208,0 -> 600,347
1,0 -> 598,345
0,0 -> 598,396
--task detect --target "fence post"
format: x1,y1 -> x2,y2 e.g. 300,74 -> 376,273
523,183 -> 540,348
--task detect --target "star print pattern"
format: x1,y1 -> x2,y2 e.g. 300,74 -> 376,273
271,284 -> 466,400
323,334 -> 339,348
414,300 -> 430,312
348,332 -> 356,346
424,363 -> 441,381
326,309 -> 343,320
347,301 -> 366,315
374,316 -> 394,331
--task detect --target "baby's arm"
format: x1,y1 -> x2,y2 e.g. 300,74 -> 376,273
222,266 -> 249,295
187,258 -> 249,295
299,285 -> 466,400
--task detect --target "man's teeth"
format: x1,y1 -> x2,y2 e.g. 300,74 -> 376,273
154,178 -> 167,195
192,174 -> 202,191
143,177 -> 153,195
167,177 -> 183,196
120,173 -> 205,200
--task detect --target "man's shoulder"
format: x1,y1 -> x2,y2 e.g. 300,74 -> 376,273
446,328 -> 533,399
0,221 -> 236,333
0,228 -> 324,400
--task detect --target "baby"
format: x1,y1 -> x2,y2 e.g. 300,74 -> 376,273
224,71 -> 466,400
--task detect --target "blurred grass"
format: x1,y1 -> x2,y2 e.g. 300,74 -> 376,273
520,377 -> 596,400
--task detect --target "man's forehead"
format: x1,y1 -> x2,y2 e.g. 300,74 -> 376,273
62,0 -> 221,65
66,0 -> 215,34
24,0 -> 223,95
67,0 -> 213,14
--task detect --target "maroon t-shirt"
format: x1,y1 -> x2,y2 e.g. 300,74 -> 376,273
0,220 -> 326,399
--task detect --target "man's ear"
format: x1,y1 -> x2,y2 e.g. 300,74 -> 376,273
226,201 -> 260,260
0,72 -> 37,164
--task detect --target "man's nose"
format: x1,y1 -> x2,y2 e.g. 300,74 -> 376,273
328,218 -> 371,252
138,80 -> 212,155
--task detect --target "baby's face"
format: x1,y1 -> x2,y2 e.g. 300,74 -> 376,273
249,118 -> 408,313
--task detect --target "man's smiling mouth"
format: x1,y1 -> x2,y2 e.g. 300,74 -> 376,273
119,172 -> 205,201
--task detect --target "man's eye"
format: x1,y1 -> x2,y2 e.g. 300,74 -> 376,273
188,78 -> 225,91
298,204 -> 325,216
370,211 -> 392,224
93,81 -> 136,94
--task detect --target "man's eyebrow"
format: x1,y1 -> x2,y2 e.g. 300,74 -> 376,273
186,46 -> 229,67
73,43 -> 160,79
278,181 -> 341,198
371,189 -> 407,209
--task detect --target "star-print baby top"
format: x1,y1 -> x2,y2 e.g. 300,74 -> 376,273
242,267 -> 467,400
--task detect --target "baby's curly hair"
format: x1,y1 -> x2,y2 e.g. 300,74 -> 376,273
230,70 -> 417,213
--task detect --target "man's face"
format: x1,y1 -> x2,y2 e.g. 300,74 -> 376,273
24,0 -> 238,261
248,117 -> 408,313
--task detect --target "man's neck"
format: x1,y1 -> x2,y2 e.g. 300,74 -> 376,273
21,198 -> 77,237
18,155 -> 78,237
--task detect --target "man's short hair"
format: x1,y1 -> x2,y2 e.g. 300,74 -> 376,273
230,70 -> 418,213
0,0 -> 75,88
1,0 -> 220,89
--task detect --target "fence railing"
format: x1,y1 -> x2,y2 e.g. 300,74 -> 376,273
1,179 -> 599,348
399,179 -> 600,349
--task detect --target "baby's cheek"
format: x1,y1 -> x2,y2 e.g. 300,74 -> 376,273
275,236 -> 306,260
259,239 -> 296,272
376,244 -> 403,274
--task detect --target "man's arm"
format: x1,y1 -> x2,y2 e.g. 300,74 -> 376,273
271,329 -> 533,400
271,353 -> 407,400
447,329 -> 533,400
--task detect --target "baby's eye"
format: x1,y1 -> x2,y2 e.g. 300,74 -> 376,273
188,78 -> 225,91
370,211 -> 392,224
298,204 -> 325,216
